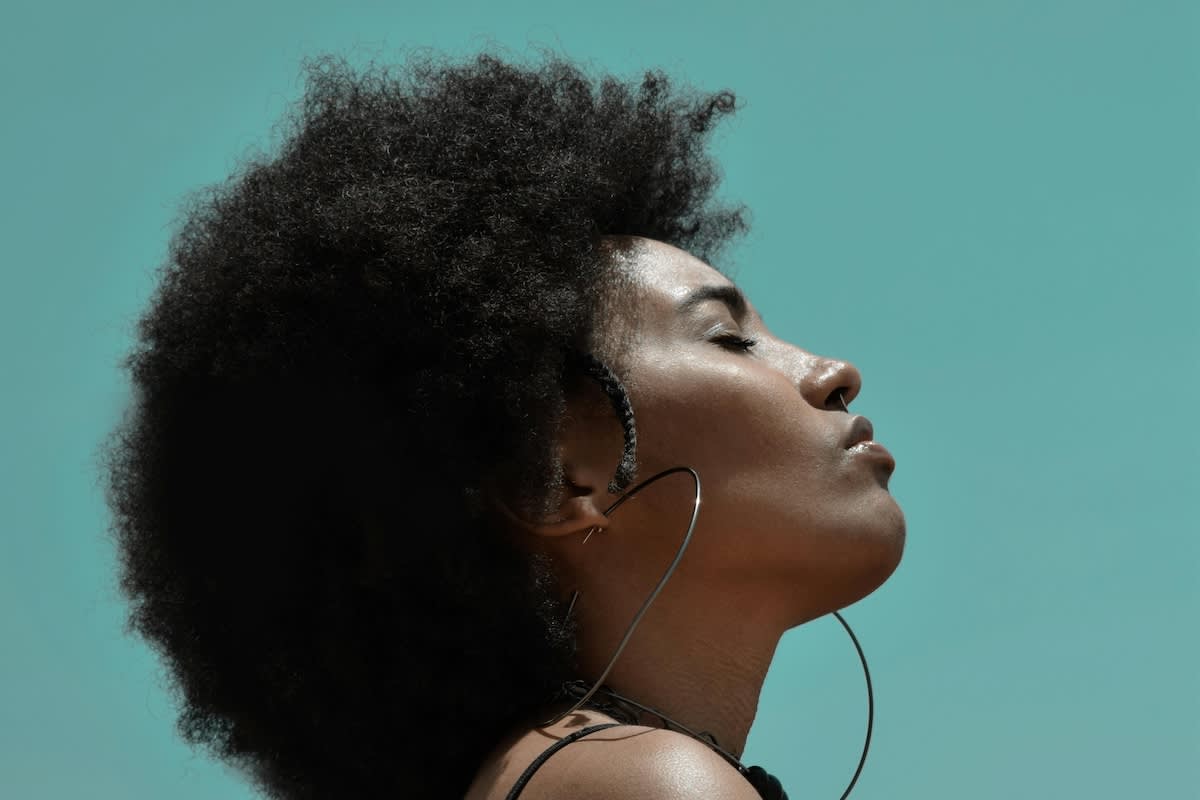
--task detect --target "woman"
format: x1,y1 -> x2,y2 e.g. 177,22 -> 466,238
99,49 -> 905,800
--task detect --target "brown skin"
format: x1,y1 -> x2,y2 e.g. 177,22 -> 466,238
470,236 -> 906,799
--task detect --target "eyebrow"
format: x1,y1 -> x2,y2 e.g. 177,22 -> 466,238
676,284 -> 750,322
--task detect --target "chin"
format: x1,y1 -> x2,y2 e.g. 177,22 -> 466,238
824,498 -> 907,613
774,496 -> 907,625
782,536 -> 906,628
847,501 -> 907,604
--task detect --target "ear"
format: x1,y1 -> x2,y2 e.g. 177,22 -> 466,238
485,465 -> 612,542
486,391 -> 625,542
529,476 -> 611,538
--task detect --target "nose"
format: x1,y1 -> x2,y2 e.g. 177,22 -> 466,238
798,354 -> 863,411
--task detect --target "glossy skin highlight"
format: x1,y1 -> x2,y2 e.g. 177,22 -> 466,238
598,236 -> 905,622
472,236 -> 905,799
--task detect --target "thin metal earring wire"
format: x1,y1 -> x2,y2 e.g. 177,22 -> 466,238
540,465 -> 702,728
540,447 -> 876,800
831,607 -> 874,800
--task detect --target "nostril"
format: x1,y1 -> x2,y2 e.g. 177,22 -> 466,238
798,357 -> 862,410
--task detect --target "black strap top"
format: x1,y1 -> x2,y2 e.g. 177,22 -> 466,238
501,722 -> 789,800
503,722 -> 622,800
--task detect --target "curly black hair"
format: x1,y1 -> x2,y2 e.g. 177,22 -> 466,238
97,48 -> 747,799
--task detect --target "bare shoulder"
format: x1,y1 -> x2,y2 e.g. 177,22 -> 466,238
467,710 -> 761,800
569,727 -> 762,800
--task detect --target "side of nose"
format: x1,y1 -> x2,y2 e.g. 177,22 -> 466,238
797,354 -> 863,411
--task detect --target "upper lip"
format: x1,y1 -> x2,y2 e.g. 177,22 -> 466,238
842,415 -> 875,449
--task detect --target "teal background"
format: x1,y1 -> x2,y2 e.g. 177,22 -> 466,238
2,1 -> 1196,797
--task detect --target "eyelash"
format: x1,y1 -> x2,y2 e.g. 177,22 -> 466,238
712,334 -> 759,352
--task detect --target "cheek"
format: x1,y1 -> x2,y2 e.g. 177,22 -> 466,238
633,355 -> 835,489
628,356 -> 902,589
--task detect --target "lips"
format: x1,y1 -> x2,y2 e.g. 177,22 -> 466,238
842,415 -> 875,449
842,414 -> 896,478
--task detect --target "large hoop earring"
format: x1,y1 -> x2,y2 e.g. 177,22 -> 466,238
540,465 -> 701,727
538,462 -> 876,800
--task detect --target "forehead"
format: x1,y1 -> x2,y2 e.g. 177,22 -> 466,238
610,236 -> 736,307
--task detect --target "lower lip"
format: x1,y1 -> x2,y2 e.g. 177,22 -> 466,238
848,440 -> 896,471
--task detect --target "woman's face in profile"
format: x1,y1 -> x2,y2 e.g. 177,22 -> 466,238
577,236 -> 906,622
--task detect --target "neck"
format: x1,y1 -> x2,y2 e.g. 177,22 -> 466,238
571,580 -> 784,758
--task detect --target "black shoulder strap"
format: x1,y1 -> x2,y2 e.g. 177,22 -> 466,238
503,722 -> 624,800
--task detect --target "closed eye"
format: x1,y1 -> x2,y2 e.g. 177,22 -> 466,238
712,334 -> 759,352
